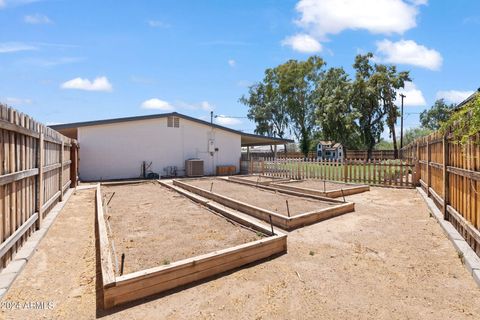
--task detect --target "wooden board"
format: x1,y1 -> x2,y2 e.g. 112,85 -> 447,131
96,181 -> 287,309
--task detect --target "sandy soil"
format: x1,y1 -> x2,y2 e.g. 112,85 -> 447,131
278,180 -> 364,191
1,189 -> 97,320
185,178 -> 336,216
103,182 -> 262,275
233,176 -> 287,183
2,186 -> 480,319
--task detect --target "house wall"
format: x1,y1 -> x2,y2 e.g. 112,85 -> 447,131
78,117 -> 241,180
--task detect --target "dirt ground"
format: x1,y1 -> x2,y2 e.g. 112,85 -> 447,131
233,175 -> 288,183
185,178 -> 336,216
103,182 -> 262,274
277,180 -> 364,191
2,186 -> 480,319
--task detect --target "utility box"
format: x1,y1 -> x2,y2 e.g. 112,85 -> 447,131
185,159 -> 204,177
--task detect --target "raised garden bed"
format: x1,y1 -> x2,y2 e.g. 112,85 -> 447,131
96,181 -> 286,309
173,178 -> 354,230
271,180 -> 370,198
228,175 -> 291,186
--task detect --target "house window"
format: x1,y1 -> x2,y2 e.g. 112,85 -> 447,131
167,116 -> 180,128
339,152 -> 342,157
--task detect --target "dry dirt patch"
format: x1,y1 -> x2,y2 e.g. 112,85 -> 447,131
103,182 -> 262,275
277,180 -> 363,191
2,186 -> 480,319
184,178 -> 336,216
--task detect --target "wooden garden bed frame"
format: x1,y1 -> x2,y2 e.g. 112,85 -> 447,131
96,182 -> 287,309
228,175 -> 369,198
270,180 -> 370,198
228,175 -> 292,186
173,178 -> 355,231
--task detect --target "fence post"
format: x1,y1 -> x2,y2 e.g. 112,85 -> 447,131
443,133 -> 450,220
36,132 -> 44,230
426,137 -> 431,196
59,141 -> 64,201
413,141 -> 420,186
70,142 -> 78,188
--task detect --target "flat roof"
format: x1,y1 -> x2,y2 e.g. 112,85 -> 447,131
49,112 -> 293,147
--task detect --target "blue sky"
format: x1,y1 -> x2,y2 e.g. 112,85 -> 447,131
0,0 -> 479,138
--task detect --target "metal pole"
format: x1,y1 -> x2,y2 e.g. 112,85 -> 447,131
286,200 -> 290,217
400,93 -> 406,149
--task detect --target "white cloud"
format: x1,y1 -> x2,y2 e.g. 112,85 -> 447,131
141,98 -> 174,111
281,34 -> 322,53
199,101 -> 213,111
294,0 -> 425,39
147,20 -> 170,28
0,42 -> 37,53
436,90 -> 475,104
60,76 -> 112,92
175,100 -> 214,111
215,116 -> 242,126
397,82 -> 426,107
24,13 -> 52,24
228,59 -> 236,67
22,56 -> 84,67
375,39 -> 442,70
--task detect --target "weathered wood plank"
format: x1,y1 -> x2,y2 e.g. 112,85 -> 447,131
0,168 -> 38,186
0,212 -> 38,259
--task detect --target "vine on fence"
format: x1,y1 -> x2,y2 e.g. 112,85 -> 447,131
441,94 -> 480,146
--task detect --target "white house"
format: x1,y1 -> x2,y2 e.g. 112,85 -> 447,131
316,141 -> 344,161
50,112 -> 291,181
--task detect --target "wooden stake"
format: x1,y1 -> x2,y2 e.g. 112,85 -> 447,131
120,253 -> 125,276
286,200 -> 290,217
269,214 -> 275,236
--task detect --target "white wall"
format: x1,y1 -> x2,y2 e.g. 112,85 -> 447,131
78,117 -> 241,181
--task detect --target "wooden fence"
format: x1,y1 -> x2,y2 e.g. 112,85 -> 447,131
241,158 -> 414,187
401,131 -> 480,255
0,104 -> 78,270
242,149 -> 396,160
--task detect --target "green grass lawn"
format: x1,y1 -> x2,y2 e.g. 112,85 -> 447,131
259,160 -> 413,185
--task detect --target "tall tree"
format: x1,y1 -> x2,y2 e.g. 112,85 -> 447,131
275,56 -> 325,157
240,69 -> 289,139
351,54 -> 385,158
351,53 -> 410,158
315,67 -> 360,149
420,99 -> 455,130
372,64 -> 410,158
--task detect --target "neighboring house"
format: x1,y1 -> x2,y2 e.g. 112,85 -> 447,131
50,112 -> 291,181
316,141 -> 344,161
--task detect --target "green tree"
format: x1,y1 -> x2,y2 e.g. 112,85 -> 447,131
275,56 -> 325,157
351,53 -> 410,158
372,64 -> 410,158
240,70 -> 289,139
315,67 -> 361,149
374,139 -> 394,150
420,99 -> 455,130
402,127 -> 432,146
351,54 -> 386,158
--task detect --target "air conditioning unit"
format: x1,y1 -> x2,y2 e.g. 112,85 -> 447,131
185,159 -> 204,177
